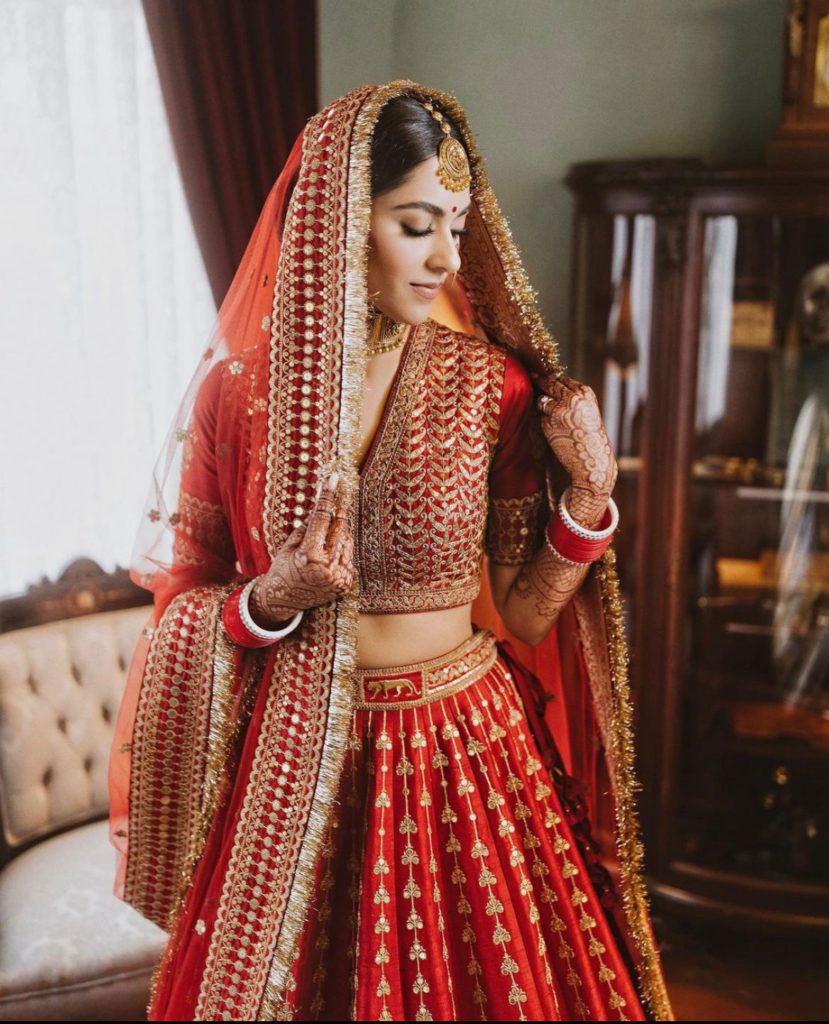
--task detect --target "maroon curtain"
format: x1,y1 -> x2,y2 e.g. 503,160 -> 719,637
142,0 -> 318,306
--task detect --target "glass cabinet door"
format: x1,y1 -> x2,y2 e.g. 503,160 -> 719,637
573,211 -> 655,641
681,214 -> 829,885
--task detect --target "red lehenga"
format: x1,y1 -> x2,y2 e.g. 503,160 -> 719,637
108,81 -> 674,1022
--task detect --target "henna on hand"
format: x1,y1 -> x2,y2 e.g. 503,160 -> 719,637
501,471 -> 608,640
249,575 -> 304,629
251,472 -> 356,627
562,486 -> 613,532
512,541 -> 591,622
533,374 -> 617,500
497,377 -> 617,642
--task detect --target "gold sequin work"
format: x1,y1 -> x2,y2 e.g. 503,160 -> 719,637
265,628 -> 645,1021
354,320 -> 543,613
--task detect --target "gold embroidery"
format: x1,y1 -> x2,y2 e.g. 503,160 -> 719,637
451,685 -> 562,1019
564,548 -> 673,1018
424,705 -> 488,1015
172,491 -> 235,570
357,323 -> 503,614
396,722 -> 432,1020
411,708 -> 456,1019
308,816 -> 337,1016
485,491 -> 546,565
199,604 -> 345,1020
481,665 -> 591,1018
491,660 -> 631,1020
346,714 -> 367,1019
438,701 -> 529,1019
233,85 -> 364,1021
125,585 -> 237,933
370,710 -> 393,1020
354,631 -> 498,710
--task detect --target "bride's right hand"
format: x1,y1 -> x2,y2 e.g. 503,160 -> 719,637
249,472 -> 355,627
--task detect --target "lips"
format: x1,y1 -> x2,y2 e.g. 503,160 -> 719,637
411,282 -> 443,300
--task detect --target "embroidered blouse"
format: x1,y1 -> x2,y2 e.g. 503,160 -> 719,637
171,320 -> 548,618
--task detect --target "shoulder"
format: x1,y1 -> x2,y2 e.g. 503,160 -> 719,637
430,320 -> 530,388
217,342 -> 264,383
211,343 -> 266,407
189,344 -> 263,433
430,320 -> 534,413
430,323 -> 537,446
498,345 -> 534,410
429,319 -> 491,355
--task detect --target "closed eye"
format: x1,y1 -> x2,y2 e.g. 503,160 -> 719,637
402,224 -> 469,238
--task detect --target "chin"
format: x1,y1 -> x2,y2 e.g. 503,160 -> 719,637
397,300 -> 433,326
405,308 -> 431,326
376,300 -> 431,327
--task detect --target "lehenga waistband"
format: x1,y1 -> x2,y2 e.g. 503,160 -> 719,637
353,628 -> 498,710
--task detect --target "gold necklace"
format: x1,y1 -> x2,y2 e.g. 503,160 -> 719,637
366,308 -> 409,355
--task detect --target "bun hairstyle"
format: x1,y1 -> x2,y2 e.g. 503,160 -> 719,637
371,95 -> 470,198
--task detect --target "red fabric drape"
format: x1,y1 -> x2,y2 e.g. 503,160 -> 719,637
141,0 -> 317,305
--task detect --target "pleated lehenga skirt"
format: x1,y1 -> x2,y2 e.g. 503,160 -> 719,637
262,627 -> 646,1022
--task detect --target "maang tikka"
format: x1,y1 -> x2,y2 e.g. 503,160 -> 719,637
421,100 -> 472,193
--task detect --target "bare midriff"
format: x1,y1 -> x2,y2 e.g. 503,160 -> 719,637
355,603 -> 475,669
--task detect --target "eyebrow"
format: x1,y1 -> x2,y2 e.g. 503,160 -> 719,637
391,201 -> 471,218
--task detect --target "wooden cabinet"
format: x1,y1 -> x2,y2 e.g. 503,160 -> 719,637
566,159 -> 829,931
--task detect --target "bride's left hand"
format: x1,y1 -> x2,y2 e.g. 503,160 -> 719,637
531,372 -> 618,497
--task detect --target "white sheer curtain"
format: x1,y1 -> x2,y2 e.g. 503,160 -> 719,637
695,216 -> 737,436
602,214 -> 654,457
0,0 -> 215,596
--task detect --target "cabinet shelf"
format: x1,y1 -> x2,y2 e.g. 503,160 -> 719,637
697,479 -> 829,503
693,666 -> 829,710
711,555 -> 829,593
618,457 -> 829,501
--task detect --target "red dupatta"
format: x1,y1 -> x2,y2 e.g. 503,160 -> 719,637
108,81 -> 674,1021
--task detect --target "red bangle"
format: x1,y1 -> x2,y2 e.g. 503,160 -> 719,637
222,584 -> 280,648
546,503 -> 615,563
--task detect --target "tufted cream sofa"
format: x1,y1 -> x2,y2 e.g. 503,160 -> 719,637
0,565 -> 167,1021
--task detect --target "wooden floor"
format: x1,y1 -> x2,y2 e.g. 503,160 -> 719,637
654,910 -> 828,1021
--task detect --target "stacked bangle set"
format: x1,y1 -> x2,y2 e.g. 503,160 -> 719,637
222,577 -> 304,648
544,486 -> 619,566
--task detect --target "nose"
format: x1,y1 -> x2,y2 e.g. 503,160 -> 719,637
427,226 -> 462,277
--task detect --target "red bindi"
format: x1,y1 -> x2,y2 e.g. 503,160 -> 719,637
452,205 -> 457,213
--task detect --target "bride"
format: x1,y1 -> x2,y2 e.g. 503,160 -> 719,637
108,81 -> 674,1022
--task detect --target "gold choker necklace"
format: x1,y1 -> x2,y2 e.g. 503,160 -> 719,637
366,308 -> 409,355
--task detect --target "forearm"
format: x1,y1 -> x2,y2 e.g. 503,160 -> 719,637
501,488 -> 611,646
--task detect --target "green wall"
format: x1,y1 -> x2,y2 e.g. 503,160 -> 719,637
319,0 -> 786,363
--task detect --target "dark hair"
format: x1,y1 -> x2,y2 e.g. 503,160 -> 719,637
371,95 -> 470,197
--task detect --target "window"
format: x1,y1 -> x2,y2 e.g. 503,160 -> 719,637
0,0 -> 215,595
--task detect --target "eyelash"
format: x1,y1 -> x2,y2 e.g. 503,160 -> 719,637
402,224 -> 469,239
